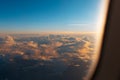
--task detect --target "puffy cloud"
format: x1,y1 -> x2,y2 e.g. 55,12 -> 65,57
4,35 -> 15,46
41,46 -> 59,59
27,41 -> 38,48
77,40 -> 95,61
0,33 -> 96,80
41,44 -> 48,47
39,56 -> 52,61
78,41 -> 91,54
0,34 -> 95,63
5,36 -> 15,43
54,42 -> 63,47
12,50 -> 24,55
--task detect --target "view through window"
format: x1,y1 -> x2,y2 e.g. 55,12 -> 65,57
0,0 -> 109,80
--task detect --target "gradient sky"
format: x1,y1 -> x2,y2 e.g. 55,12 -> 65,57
0,0 -> 102,33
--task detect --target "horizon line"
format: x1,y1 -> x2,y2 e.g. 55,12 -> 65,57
0,31 -> 97,34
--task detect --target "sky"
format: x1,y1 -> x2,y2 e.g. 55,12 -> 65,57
0,0 -> 102,33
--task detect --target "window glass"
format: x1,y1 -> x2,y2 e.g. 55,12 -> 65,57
0,0 -> 109,80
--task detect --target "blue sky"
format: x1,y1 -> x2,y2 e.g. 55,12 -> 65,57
0,0 -> 102,33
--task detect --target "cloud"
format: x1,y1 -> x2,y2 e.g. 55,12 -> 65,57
27,41 -> 38,48
0,35 -> 16,46
54,42 -> 63,47
39,56 -> 52,61
5,35 -> 14,42
12,50 -> 24,55
77,39 -> 94,61
0,34 -> 95,63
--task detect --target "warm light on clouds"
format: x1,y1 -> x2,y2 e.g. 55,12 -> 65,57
0,0 -> 109,80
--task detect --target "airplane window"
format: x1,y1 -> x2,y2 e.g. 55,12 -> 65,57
0,0 -> 109,80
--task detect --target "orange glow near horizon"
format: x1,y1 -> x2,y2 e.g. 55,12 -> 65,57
0,0 -> 110,80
